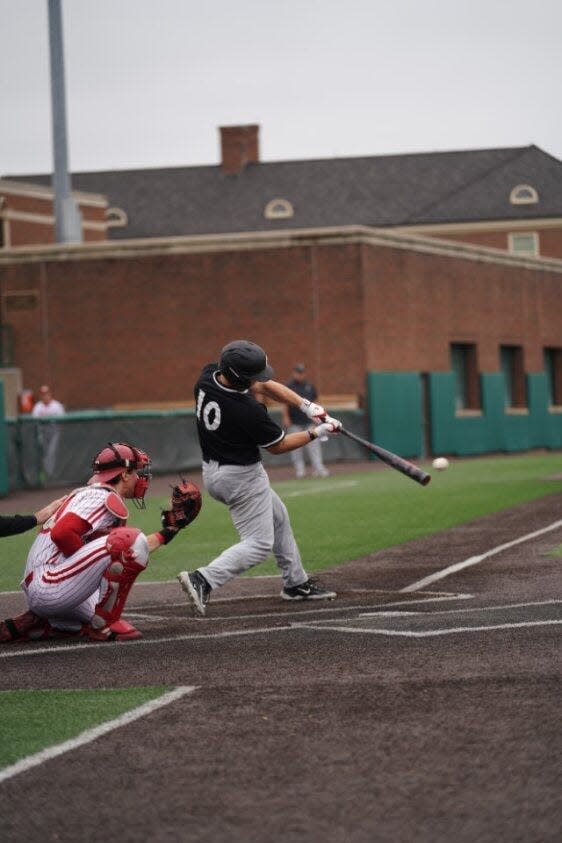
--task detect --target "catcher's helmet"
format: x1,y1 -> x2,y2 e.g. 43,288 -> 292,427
88,442 -> 152,508
219,340 -> 274,390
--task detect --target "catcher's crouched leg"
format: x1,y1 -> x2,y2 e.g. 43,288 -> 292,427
89,527 -> 149,642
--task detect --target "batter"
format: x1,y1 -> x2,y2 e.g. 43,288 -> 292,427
178,339 -> 342,616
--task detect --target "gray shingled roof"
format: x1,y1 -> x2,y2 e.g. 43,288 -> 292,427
6,144 -> 562,240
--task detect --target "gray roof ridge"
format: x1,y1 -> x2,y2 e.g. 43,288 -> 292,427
399,146 -> 533,225
3,143 -> 534,182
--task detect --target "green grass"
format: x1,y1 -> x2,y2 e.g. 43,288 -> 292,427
1,453 -> 561,590
0,686 -> 169,768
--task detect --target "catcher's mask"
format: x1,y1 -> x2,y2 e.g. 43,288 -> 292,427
219,339 -> 274,390
88,442 -> 152,509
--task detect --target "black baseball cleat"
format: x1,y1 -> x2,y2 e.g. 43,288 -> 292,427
177,570 -> 211,617
281,578 -> 337,601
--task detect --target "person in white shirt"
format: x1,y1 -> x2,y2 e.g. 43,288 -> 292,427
31,385 -> 65,477
31,385 -> 65,418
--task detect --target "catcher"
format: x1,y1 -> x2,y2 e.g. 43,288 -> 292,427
0,442 -> 201,644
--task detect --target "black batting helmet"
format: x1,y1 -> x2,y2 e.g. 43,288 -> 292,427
219,340 -> 274,390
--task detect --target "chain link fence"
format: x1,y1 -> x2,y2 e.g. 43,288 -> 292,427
6,408 -> 367,491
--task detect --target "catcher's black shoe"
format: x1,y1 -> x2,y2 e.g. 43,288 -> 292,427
0,610 -> 43,643
281,578 -> 336,601
177,570 -> 211,617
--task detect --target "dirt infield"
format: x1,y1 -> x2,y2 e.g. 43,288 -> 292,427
0,477 -> 561,842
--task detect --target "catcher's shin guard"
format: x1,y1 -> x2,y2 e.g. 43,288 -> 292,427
90,527 -> 149,638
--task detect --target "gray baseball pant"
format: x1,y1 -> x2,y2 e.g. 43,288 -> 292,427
197,460 -> 308,589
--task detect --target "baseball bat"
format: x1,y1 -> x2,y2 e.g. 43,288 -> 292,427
340,428 -> 431,486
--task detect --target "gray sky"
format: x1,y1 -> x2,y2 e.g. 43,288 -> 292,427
2,0 -> 561,176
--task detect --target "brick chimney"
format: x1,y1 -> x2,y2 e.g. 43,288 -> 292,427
220,124 -> 260,174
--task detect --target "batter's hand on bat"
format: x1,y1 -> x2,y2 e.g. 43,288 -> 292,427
312,417 -> 342,438
300,400 -> 327,424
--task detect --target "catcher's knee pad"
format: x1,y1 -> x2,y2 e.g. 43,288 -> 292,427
91,528 -> 149,631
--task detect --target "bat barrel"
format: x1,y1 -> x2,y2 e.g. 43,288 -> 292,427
340,427 -> 431,486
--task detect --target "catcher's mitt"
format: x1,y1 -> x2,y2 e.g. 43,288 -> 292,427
161,479 -> 202,531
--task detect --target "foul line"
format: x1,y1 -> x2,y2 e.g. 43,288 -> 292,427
0,625 -> 292,660
0,685 -> 196,784
401,519 -> 562,593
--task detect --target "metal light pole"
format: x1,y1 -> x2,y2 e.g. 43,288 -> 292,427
47,0 -> 82,243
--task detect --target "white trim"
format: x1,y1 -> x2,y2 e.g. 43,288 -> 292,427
261,430 -> 285,448
0,179 -> 108,207
0,208 -> 107,232
394,216 -> 562,235
1,225 -> 562,272
0,685 -> 196,783
212,370 -> 248,394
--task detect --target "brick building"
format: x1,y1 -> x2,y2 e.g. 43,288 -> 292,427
0,225 -> 561,458
1,126 -> 562,457
0,179 -> 119,248
3,125 -> 562,258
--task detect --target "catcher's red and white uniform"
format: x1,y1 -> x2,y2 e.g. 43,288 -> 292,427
22,484 -> 148,630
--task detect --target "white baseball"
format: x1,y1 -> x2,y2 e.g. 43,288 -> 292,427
432,457 -> 450,471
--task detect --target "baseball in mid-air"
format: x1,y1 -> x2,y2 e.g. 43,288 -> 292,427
432,457 -> 450,471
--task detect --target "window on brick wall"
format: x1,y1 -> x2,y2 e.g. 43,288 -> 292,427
450,343 -> 481,411
508,232 -> 539,256
500,345 -> 527,409
544,347 -> 562,406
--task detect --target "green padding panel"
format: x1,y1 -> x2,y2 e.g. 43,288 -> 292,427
367,372 -> 422,458
0,383 -> 7,497
429,371 -> 562,456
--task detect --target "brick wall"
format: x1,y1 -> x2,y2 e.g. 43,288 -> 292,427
423,224 -> 562,259
1,233 -> 561,410
361,241 -> 562,374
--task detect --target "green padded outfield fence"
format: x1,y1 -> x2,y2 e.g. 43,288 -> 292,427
367,370 -> 562,459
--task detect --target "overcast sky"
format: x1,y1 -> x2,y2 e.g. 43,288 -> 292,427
2,0 -> 561,176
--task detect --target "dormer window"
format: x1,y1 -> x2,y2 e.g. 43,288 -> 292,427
264,198 -> 294,220
509,184 -> 539,205
106,207 -> 128,227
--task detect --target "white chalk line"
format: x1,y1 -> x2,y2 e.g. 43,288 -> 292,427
401,519 -> 562,593
177,594 -> 473,622
0,624 -> 292,660
129,589 -> 471,612
295,620 -> 562,638
282,480 -> 358,498
359,599 -> 562,618
0,595 -> 472,661
0,685 -> 197,784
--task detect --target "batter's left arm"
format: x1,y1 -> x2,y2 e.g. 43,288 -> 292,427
251,380 -> 326,422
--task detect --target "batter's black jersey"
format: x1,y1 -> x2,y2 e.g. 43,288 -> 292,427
194,364 -> 285,465
0,514 -> 37,538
